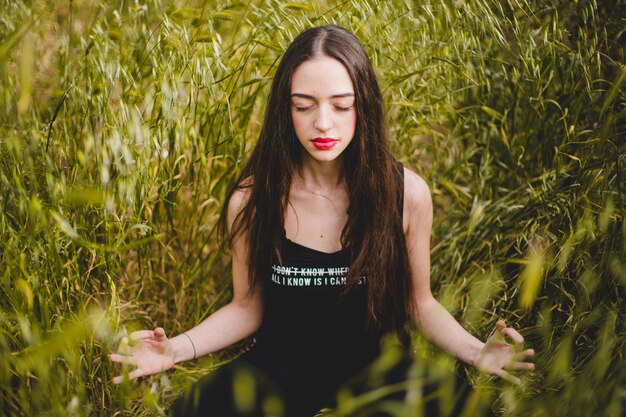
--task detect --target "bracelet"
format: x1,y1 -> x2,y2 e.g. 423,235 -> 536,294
182,332 -> 196,360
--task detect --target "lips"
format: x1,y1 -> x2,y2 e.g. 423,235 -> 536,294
311,137 -> 338,150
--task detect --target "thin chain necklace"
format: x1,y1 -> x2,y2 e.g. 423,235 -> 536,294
293,174 -> 345,215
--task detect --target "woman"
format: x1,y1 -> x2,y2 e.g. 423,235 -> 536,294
110,25 -> 534,416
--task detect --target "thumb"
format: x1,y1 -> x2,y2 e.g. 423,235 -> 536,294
154,327 -> 166,340
492,320 -> 506,343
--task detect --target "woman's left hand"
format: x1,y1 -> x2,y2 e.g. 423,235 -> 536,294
474,320 -> 535,384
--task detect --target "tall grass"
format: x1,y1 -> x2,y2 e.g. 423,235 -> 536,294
0,0 -> 623,416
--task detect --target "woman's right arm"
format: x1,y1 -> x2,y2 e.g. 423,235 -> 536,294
110,188 -> 262,382
169,187 -> 262,361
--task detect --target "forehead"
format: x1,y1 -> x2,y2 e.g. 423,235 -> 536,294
290,56 -> 354,96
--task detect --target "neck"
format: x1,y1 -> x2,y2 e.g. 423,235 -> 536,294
296,155 -> 345,192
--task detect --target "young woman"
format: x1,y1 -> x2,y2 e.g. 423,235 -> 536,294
110,25 -> 534,416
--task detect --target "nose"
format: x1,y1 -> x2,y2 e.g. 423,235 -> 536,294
313,105 -> 332,132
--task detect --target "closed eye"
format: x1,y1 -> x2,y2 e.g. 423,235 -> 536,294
293,105 -> 353,112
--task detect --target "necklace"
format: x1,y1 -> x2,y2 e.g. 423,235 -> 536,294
293,175 -> 345,215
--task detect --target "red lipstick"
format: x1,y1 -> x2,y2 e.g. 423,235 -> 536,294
311,137 -> 338,150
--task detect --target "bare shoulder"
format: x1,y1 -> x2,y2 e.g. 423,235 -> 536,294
226,179 -> 253,229
403,167 -> 432,215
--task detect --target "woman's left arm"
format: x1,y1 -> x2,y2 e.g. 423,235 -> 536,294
403,168 -> 534,384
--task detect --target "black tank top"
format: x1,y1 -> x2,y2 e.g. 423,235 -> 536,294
252,163 -> 405,383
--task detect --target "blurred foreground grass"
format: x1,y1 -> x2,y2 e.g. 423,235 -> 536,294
1,0 -> 624,416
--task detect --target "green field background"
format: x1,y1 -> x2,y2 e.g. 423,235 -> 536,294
1,0 -> 624,416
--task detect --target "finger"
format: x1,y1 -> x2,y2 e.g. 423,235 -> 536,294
116,337 -> 133,355
129,329 -> 155,342
505,361 -> 535,371
128,368 -> 145,380
492,320 -> 506,343
154,327 -> 166,340
496,320 -> 506,332
112,368 -> 145,384
493,368 -> 521,385
109,353 -> 138,365
513,348 -> 535,361
502,327 -> 524,345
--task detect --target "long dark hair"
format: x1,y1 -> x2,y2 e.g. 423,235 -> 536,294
219,25 -> 414,333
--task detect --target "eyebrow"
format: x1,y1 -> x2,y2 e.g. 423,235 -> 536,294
290,93 -> 355,99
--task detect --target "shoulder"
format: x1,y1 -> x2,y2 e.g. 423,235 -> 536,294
226,178 -> 253,229
402,167 -> 432,216
401,167 -> 433,234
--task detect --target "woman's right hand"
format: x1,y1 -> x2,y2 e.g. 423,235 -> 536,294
109,327 -> 175,384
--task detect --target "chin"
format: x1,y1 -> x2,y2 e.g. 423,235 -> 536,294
307,151 -> 344,163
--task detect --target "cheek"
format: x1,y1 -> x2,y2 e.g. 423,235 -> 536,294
291,111 -> 302,132
344,112 -> 357,135
290,111 -> 305,134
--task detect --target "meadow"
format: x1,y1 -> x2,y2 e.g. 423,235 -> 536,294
0,0 -> 624,415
